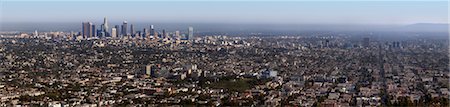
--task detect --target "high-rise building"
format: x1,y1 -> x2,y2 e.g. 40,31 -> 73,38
103,17 -> 109,33
111,28 -> 117,38
82,22 -> 94,38
97,29 -> 103,38
150,25 -> 157,36
143,28 -> 148,38
92,25 -> 96,37
150,25 -> 155,36
130,24 -> 135,37
82,22 -> 88,38
145,65 -> 151,76
114,25 -> 120,38
162,29 -> 166,38
121,21 -> 128,36
188,26 -> 194,40
175,30 -> 180,40
34,30 -> 38,37
145,64 -> 158,77
101,25 -> 105,37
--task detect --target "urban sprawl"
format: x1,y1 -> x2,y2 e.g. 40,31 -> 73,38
0,17 -> 448,106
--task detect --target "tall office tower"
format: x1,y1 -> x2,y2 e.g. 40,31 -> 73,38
175,30 -> 180,39
143,28 -> 148,38
111,28 -> 117,38
82,22 -> 89,38
145,64 -> 158,77
130,24 -> 135,37
34,30 -> 38,37
82,22 -> 93,38
162,29 -> 166,38
121,21 -> 128,36
103,17 -> 109,33
97,29 -> 103,38
92,25 -> 97,37
150,25 -> 155,36
100,25 -> 104,37
114,25 -> 120,38
188,26 -> 194,40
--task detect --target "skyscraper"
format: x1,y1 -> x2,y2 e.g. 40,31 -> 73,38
175,30 -> 180,40
145,64 -> 160,78
111,28 -> 117,38
92,25 -> 96,38
91,24 -> 97,37
114,25 -> 120,38
82,22 -> 88,38
162,29 -> 166,38
145,64 -> 158,77
188,26 -> 194,40
130,24 -> 135,37
82,22 -> 93,38
121,21 -> 128,36
150,25 -> 155,36
34,30 -> 38,37
143,28 -> 148,38
97,29 -> 103,38
103,17 -> 109,34
100,25 -> 104,37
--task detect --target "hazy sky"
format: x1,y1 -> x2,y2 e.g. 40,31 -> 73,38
0,0 -> 448,25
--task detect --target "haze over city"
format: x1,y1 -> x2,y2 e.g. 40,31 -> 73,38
0,0 -> 448,32
0,0 -> 448,107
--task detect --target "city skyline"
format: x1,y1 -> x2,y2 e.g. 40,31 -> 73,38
80,17 -> 195,41
0,0 -> 448,25
0,0 -> 448,106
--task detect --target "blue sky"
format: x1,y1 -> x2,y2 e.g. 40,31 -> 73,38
0,0 -> 448,25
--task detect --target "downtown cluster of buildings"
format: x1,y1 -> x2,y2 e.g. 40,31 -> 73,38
81,17 -> 194,41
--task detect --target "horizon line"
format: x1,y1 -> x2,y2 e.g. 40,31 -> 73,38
1,21 -> 449,26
